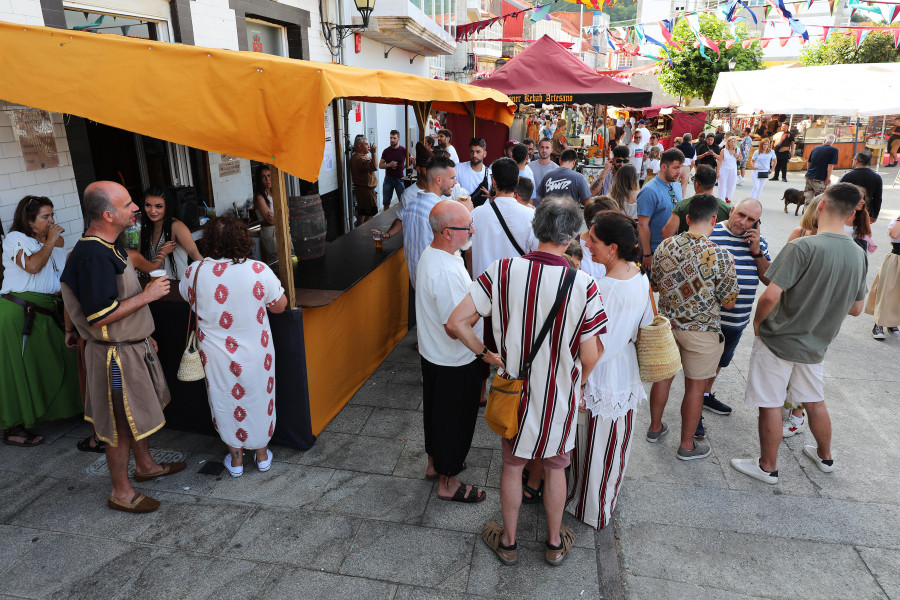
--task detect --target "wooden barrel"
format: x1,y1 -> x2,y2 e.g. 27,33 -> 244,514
289,194 -> 326,260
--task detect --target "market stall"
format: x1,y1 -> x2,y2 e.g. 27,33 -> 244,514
0,20 -> 515,446
710,63 -> 900,170
445,34 -> 652,164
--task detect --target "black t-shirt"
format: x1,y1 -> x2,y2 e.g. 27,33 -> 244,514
695,142 -> 718,168
60,236 -> 128,325
840,167 -> 883,219
774,131 -> 795,153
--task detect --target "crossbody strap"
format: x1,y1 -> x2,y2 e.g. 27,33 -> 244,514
489,199 -> 525,256
521,267 -> 577,374
185,259 -> 203,348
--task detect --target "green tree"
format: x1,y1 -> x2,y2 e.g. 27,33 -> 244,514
656,14 -> 763,104
800,30 -> 900,65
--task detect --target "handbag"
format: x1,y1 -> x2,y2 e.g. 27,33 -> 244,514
485,268 -> 577,438
489,199 -> 525,256
635,283 -> 682,383
757,171 -> 770,178
177,260 -> 206,382
470,168 -> 491,208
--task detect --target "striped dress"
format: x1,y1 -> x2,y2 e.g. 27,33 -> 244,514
470,254 -> 608,459
710,223 -> 770,331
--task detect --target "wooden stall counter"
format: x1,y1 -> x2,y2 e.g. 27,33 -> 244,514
801,141 -> 858,170
292,208 -> 409,436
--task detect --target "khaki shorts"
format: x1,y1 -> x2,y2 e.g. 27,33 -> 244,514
804,177 -> 827,205
744,337 -> 825,408
672,330 -> 724,380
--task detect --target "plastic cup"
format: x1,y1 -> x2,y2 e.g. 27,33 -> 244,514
373,232 -> 384,250
149,269 -> 166,281
457,189 -> 470,202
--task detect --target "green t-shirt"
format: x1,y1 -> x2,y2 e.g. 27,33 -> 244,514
671,196 -> 732,233
759,233 -> 868,364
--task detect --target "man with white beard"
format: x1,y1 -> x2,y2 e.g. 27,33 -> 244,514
416,200 -> 487,504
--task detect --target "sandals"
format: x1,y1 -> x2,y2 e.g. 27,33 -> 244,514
3,426 -> 43,447
482,521 -> 517,565
522,481 -> 543,505
133,461 -> 187,482
107,493 -> 160,513
544,525 -> 575,566
438,483 -> 486,503
77,436 -> 107,453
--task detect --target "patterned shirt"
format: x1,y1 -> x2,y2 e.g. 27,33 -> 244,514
470,257 -> 608,459
402,191 -> 442,288
651,232 -> 739,332
710,222 -> 770,330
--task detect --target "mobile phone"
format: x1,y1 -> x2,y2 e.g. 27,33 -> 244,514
751,219 -> 760,230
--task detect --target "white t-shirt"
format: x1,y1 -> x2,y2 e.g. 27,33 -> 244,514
0,231 -> 66,295
636,127 -> 652,147
646,142 -> 665,156
444,144 -> 460,165
454,161 -> 490,195
471,196 -> 539,277
519,165 -> 537,199
627,142 -> 645,171
642,158 -> 660,180
415,245 -> 481,366
753,150 -> 776,171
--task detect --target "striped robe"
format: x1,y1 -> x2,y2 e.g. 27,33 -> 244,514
470,257 -> 608,459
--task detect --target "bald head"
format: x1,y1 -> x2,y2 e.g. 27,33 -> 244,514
83,181 -> 128,225
727,197 -> 763,235
429,200 -> 473,253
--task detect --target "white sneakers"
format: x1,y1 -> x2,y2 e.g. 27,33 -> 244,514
730,458 -> 779,484
224,454 -> 243,478
783,412 -> 805,438
224,449 -> 274,477
255,449 -> 274,472
803,445 -> 834,473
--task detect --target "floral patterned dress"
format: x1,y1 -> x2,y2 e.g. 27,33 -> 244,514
179,258 -> 284,449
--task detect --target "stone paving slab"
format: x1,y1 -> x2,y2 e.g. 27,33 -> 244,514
292,431 -> 405,475
263,566 -> 397,599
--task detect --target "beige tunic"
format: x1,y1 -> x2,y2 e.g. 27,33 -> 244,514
61,256 -> 170,446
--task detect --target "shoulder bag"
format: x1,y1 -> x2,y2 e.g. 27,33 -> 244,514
485,267 -> 577,438
635,283 -> 681,383
177,259 -> 206,382
489,199 -> 525,256
470,168 -> 491,208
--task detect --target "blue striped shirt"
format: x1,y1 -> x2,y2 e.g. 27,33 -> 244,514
402,191 -> 442,289
710,222 -> 770,330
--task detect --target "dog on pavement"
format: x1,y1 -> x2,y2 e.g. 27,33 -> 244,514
783,188 -> 804,215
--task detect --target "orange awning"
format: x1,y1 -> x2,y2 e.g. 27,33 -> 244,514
0,21 -> 516,181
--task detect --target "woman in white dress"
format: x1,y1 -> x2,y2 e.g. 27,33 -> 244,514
566,211 -> 653,529
179,217 -> 288,477
716,136 -> 743,205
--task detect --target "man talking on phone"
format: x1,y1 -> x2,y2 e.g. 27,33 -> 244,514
700,197 -> 770,424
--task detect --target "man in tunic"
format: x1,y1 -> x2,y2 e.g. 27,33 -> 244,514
448,197 -> 607,567
349,135 -> 379,226
61,181 -> 185,513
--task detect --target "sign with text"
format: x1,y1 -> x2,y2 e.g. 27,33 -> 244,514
218,154 -> 241,177
11,109 -> 59,171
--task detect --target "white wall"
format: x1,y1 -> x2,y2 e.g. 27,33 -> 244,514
0,105 -> 83,249
189,0 -> 240,50
0,0 -> 43,25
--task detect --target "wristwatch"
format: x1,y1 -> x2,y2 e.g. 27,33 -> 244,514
751,252 -> 763,258
475,346 -> 488,359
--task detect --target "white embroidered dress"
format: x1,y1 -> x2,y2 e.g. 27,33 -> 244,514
180,258 -> 284,449
582,272 -> 653,420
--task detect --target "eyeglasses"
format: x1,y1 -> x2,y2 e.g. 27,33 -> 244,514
444,221 -> 474,233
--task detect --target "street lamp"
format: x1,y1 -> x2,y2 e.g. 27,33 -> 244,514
321,0 -> 377,57
728,58 -> 737,71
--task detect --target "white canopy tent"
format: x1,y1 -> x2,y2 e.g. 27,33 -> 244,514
709,62 -> 900,117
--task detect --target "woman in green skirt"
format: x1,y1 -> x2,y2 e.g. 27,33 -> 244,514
1,195 -> 82,446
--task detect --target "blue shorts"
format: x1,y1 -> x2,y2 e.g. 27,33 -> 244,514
718,326 -> 745,369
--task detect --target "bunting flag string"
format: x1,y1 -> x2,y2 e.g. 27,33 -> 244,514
455,4 -> 549,42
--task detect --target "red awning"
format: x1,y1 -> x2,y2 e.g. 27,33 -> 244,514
469,35 -> 652,107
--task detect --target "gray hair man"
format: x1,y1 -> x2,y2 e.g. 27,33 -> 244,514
349,135 -> 378,225
416,200 -> 486,503
448,197 -> 607,567
803,134 -> 839,206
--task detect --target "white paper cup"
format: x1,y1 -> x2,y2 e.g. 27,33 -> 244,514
149,269 -> 166,281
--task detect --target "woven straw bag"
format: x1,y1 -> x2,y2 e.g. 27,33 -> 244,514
635,288 -> 681,383
177,260 -> 206,382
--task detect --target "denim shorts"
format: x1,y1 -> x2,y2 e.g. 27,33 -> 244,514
718,326 -> 745,369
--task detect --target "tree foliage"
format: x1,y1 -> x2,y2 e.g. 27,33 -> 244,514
799,30 -> 900,66
656,14 -> 763,104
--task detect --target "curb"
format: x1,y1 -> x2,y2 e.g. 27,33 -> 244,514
595,516 -> 625,600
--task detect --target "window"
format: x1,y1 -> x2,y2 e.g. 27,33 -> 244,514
64,9 -> 160,40
246,19 -> 286,57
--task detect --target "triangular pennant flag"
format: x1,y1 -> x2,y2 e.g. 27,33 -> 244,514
725,39 -> 736,48
822,25 -> 830,40
659,20 -> 682,50
693,41 -> 702,48
530,4 -> 552,22
828,0 -> 837,14
894,28 -> 900,48
741,38 -> 754,48
891,6 -> 900,23
779,36 -> 791,46
854,28 -> 869,49
760,38 -> 772,47
789,17 -> 809,40
702,35 -> 721,57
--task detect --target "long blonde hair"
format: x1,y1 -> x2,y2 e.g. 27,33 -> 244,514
799,194 -> 822,233
758,138 -> 772,154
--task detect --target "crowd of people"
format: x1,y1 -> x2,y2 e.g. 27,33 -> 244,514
369,122 -> 895,567
1,115 -> 896,564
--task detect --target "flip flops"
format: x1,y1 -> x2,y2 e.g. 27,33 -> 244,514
107,493 -> 160,513
482,521 -> 518,565
133,461 -> 187,482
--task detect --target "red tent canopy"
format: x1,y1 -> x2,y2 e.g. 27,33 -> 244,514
470,35 -> 652,107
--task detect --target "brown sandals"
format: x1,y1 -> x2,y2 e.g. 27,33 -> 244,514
107,493 -> 160,513
544,525 -> 575,566
133,461 -> 187,482
482,521 -> 518,565
3,427 -> 43,447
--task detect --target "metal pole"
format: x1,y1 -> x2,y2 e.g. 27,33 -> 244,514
877,115 -> 886,173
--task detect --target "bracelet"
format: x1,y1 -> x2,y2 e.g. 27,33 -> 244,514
751,252 -> 764,258
475,345 -> 488,359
